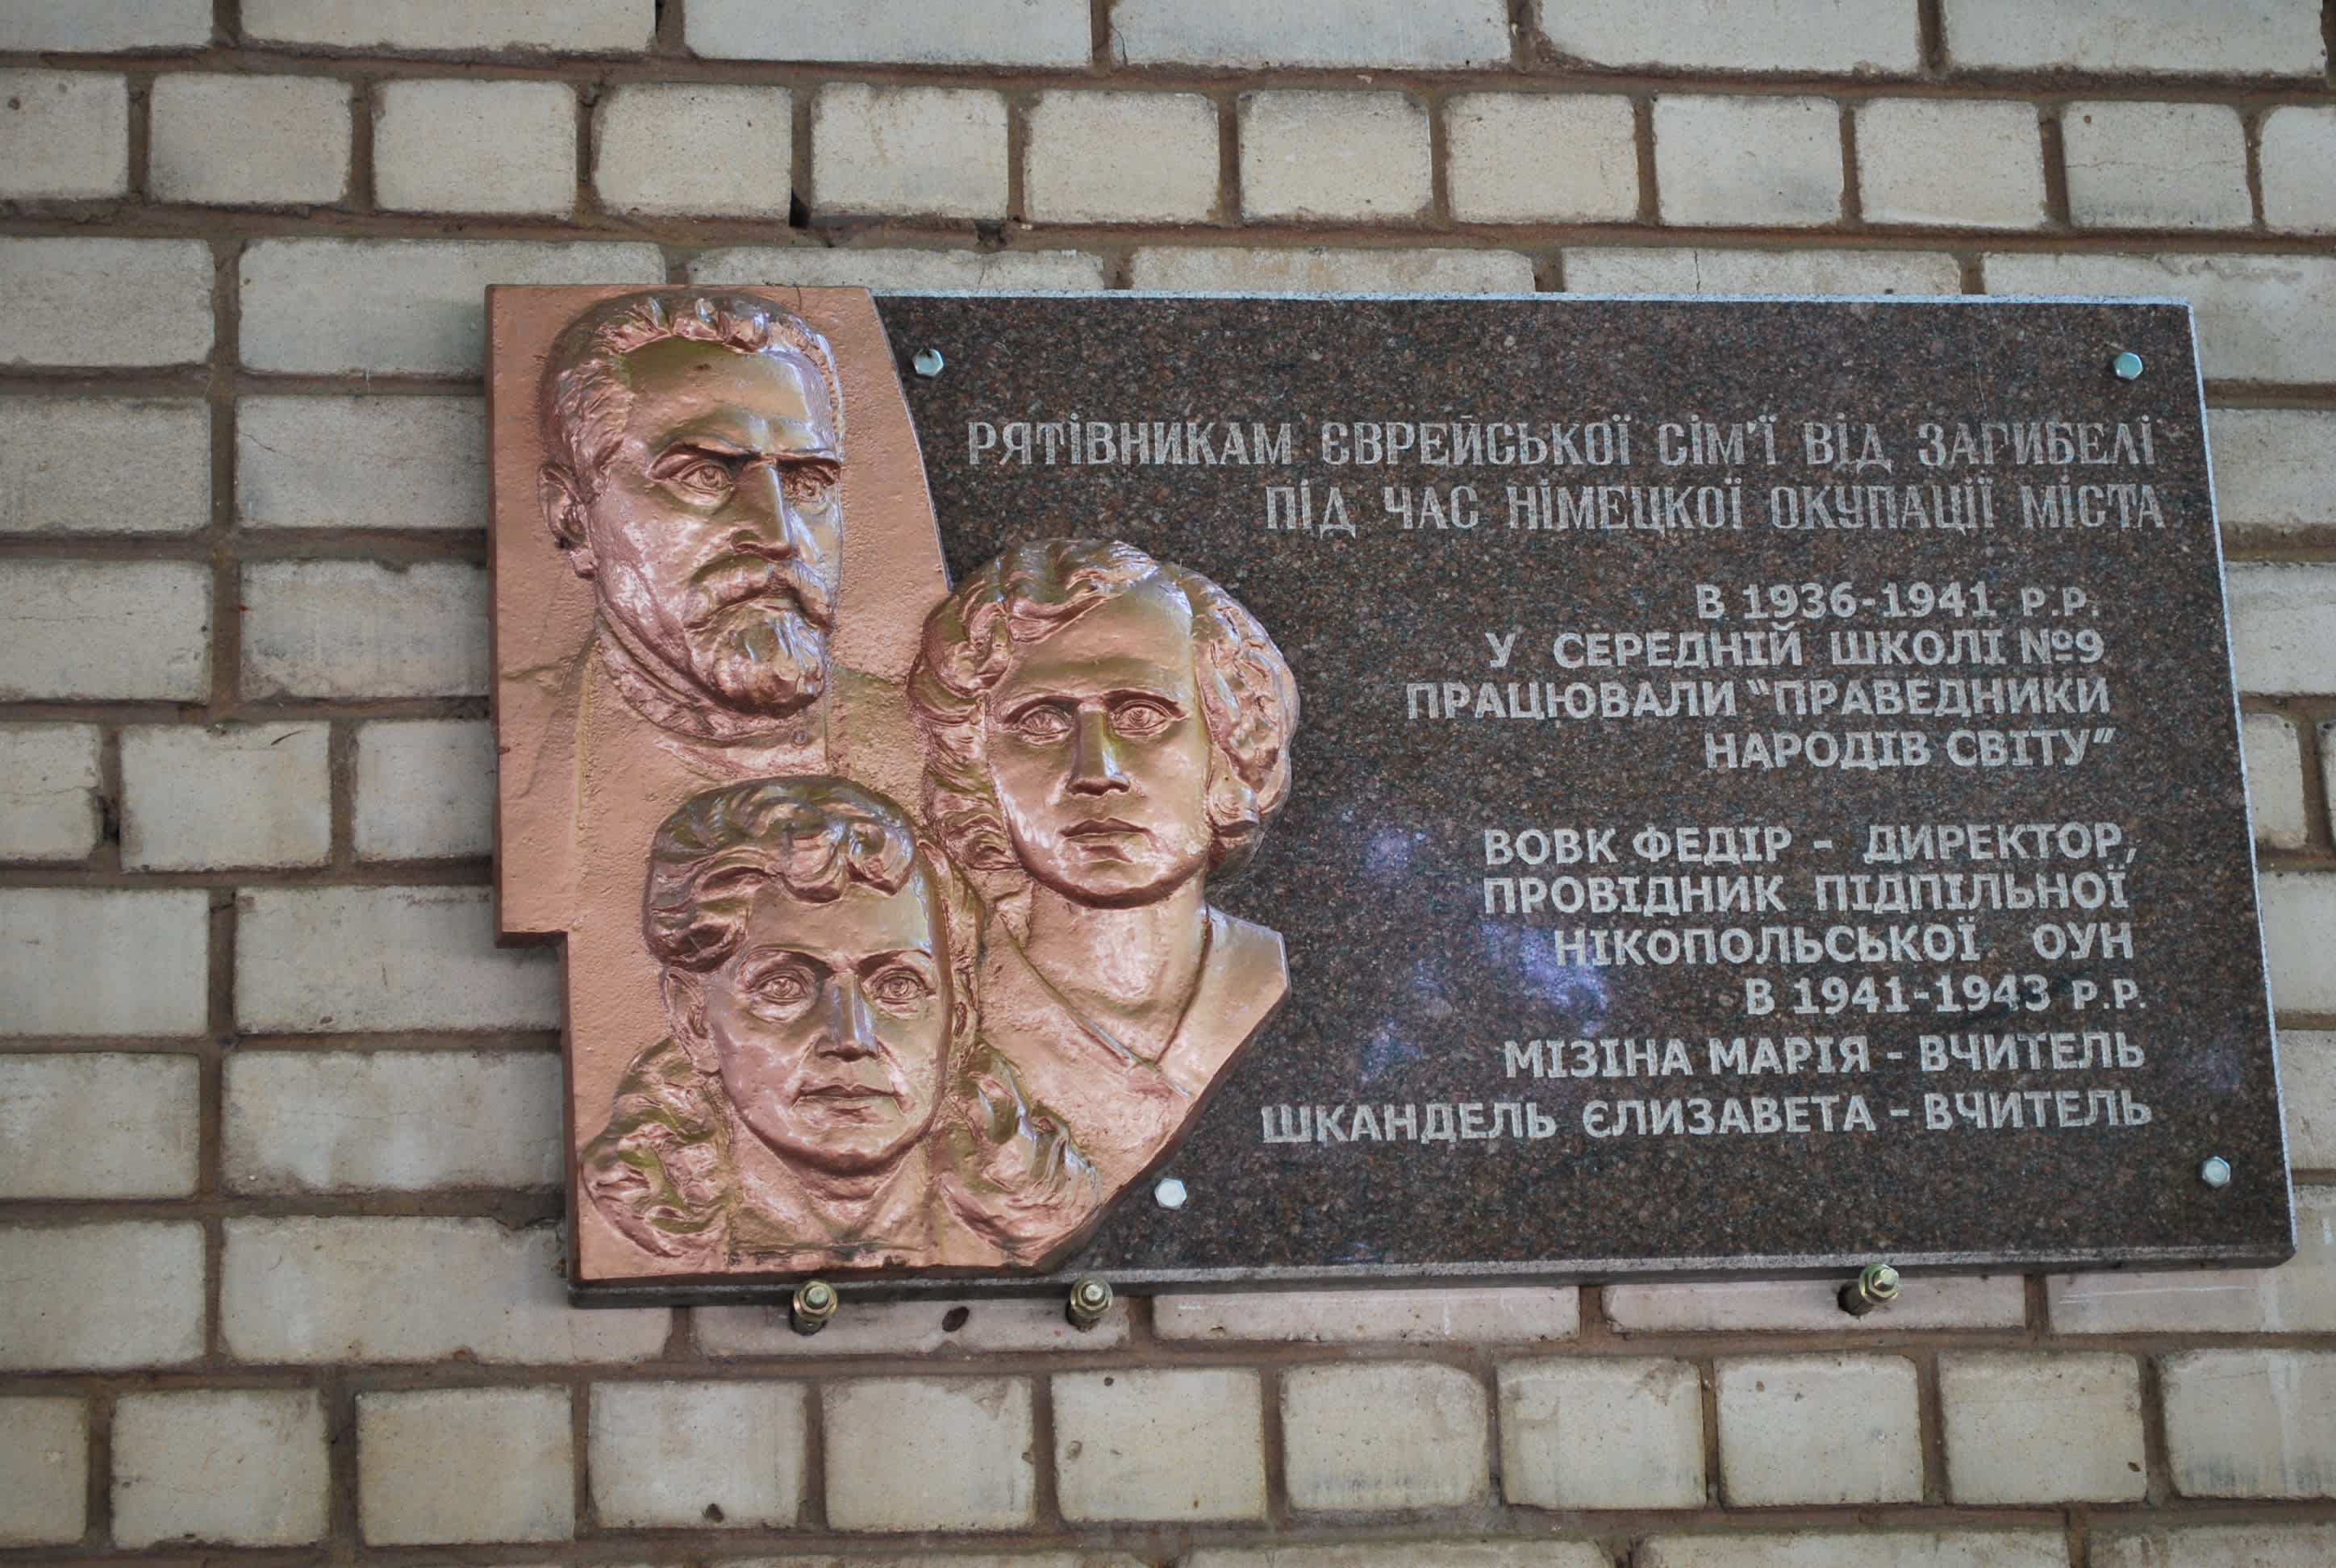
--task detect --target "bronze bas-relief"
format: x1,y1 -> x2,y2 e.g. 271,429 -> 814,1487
908,540 -> 1298,1258
489,288 -> 1298,1286
580,777 -> 1073,1270
538,292 -> 846,743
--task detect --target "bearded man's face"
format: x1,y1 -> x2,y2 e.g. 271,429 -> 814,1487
565,337 -> 842,721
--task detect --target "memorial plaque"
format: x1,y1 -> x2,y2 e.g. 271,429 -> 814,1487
490,288 -> 2291,1302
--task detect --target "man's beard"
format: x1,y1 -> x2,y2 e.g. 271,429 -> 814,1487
687,600 -> 828,719
676,552 -> 837,720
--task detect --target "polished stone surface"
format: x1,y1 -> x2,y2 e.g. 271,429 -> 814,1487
857,294 -> 2288,1288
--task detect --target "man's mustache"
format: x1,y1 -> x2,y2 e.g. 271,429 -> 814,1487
689,553 -> 836,632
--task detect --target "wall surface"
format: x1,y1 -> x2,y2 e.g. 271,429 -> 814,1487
2,1 -> 2335,1564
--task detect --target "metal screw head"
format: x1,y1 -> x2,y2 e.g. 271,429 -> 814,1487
1066,1275 -> 1114,1329
1153,1177 -> 1188,1209
2200,1155 -> 2234,1188
790,1278 -> 838,1334
2112,350 -> 2145,381
1839,1260 -> 1901,1316
911,347 -> 945,378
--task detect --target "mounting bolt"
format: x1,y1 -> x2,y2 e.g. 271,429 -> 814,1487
1838,1261 -> 1902,1317
1066,1276 -> 1114,1330
790,1278 -> 838,1336
1154,1176 -> 1189,1209
2112,350 -> 2145,381
2200,1155 -> 2234,1189
911,347 -> 945,378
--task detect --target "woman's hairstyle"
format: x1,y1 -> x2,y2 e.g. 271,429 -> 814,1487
906,539 -> 1299,883
642,775 -> 978,1059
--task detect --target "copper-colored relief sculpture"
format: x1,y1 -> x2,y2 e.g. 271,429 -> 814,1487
491,287 -> 1295,1285
907,540 -> 1298,1259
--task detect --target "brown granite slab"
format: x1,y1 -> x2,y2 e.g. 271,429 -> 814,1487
820,291 -> 2293,1295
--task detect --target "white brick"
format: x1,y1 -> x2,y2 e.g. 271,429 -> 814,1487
1944,0 -> 2324,75
0,889 -> 209,1036
0,560 -> 210,700
1189,1547 -> 1606,1568
1499,1357 -> 1704,1510
690,247 -> 1106,290
0,397 -> 208,535
0,1398 -> 85,1546
1539,0 -> 1919,73
1568,245 -> 1959,295
1240,91 -> 1431,223
691,0 -> 1089,65
111,1389 -> 328,1548
2288,1032 -> 2336,1168
240,559 -> 486,699
121,721 -> 331,869
243,0 -> 653,52
1607,1273 -> 2025,1332
822,1377 -> 1035,1532
1026,92 -> 1218,225
1113,0 -> 1508,68
1715,1354 -> 1921,1506
2095,1524 -> 2336,1568
1280,1362 -> 1490,1512
238,238 -> 662,376
698,1295 -> 1129,1356
223,1216 -> 666,1363
355,718 -> 495,861
1129,246 -> 1533,293
149,73 -> 349,206
734,1558 -> 1146,1568
811,84 -> 1007,220
589,1380 -> 806,1528
1053,1367 -> 1266,1523
2265,873 -> 2336,1013
226,1049 -> 561,1191
374,79 -> 574,217
2263,107 -> 2336,232
0,239 -> 211,369
0,723 -> 101,860
1654,95 -> 1842,228
1155,1286 -> 1576,1344
594,85 -> 790,219
358,1386 -> 572,1545
236,885 -> 558,1033
0,1222 -> 204,1369
1938,1352 -> 2145,1503
1856,99 -> 2044,228
1641,1533 -> 2065,1568
2163,1349 -> 2336,1497
238,395 -> 482,532
1447,94 -> 1637,224
2064,102 -> 2250,230
0,1053 -> 198,1198
0,0 -> 209,51
2048,1188 -> 2336,1333
2246,711 -> 2309,849
1981,253 -> 2336,384
0,71 -> 126,198
2229,562 -> 2336,695
2210,408 -> 2336,532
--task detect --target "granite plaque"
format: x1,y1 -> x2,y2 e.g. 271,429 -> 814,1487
490,288 -> 2291,1301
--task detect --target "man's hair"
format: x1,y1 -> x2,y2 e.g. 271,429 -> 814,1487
907,539 -> 1299,883
540,290 -> 842,499
644,776 -> 978,1057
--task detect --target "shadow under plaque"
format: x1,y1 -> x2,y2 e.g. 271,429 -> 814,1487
489,286 -> 2292,1304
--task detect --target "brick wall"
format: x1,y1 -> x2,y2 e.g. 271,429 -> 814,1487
2,1 -> 2334,1562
